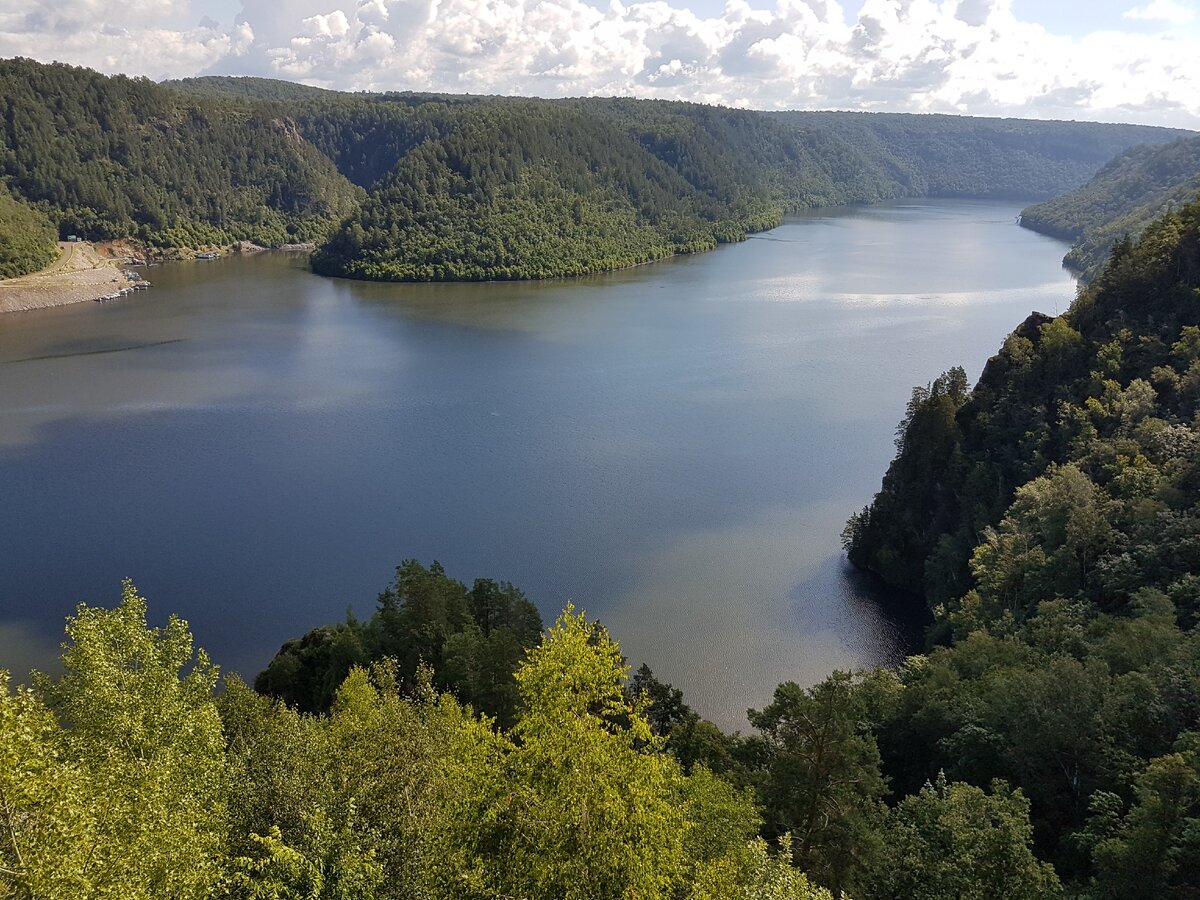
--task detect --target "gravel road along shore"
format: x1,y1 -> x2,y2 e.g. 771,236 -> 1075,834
0,242 -> 134,314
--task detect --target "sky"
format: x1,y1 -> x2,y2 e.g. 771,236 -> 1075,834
1,0 -> 1198,127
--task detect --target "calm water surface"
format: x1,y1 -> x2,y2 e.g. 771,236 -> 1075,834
0,200 -> 1074,728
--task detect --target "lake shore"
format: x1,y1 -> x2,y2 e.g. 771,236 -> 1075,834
0,242 -> 133,314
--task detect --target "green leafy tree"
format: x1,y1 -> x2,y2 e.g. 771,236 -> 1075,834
448,606 -> 692,898
689,836 -> 837,900
33,581 -> 227,899
0,672 -> 90,899
749,672 -> 888,895
864,774 -> 1060,899
1086,737 -> 1200,899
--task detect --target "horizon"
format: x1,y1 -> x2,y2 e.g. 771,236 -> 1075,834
148,70 -> 1200,130
1,0 -> 1198,129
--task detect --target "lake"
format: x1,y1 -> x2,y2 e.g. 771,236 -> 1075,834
0,199 -> 1075,729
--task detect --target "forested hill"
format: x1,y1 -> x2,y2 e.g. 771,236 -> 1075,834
312,101 -> 789,280
0,58 -> 362,253
2,58 -> 1191,282
302,96 -> 1188,281
837,198 -> 1200,894
296,93 -> 1189,281
1020,134 -> 1200,278
771,111 -> 1191,199
845,198 -> 1200,610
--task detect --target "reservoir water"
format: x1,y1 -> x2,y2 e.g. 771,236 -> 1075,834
0,200 -> 1075,728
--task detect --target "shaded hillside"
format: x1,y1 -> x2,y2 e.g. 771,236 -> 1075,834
772,111 -> 1192,199
0,59 -> 361,248
309,99 -> 1189,282
846,198 -> 1200,615
1021,135 -> 1200,278
840,196 -> 1200,893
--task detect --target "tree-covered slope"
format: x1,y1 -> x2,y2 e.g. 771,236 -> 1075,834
312,99 -> 1189,282
7,60 -> 1191,280
772,111 -> 1191,199
169,74 -> 1191,282
846,198 -> 1200,610
1020,135 -> 1200,278
0,58 -> 361,248
0,186 -> 57,278
311,101 -> 807,281
841,198 -> 1200,894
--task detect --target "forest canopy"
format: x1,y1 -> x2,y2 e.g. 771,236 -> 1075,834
1020,134 -> 1200,279
843,196 -> 1200,895
0,186 -> 56,278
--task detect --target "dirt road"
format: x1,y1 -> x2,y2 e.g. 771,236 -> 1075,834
0,242 -> 132,314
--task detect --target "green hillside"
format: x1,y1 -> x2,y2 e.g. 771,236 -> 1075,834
772,111 -> 1191,199
309,98 -> 1190,282
0,187 -> 56,278
3,59 -> 1192,280
169,73 -> 1192,282
311,101 -> 814,281
1020,135 -> 1200,278
0,58 -> 362,248
845,197 -> 1200,889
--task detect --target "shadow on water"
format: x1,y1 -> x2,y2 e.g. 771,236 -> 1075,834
1,338 -> 184,365
788,554 -> 929,668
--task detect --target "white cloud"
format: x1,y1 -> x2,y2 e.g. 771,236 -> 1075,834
1,0 -> 1198,128
1124,0 -> 1194,24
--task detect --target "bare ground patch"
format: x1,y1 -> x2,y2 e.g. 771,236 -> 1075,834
0,242 -> 134,313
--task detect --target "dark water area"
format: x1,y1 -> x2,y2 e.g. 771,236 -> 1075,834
0,200 -> 1074,728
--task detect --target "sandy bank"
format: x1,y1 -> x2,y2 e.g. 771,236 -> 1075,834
0,242 -> 133,314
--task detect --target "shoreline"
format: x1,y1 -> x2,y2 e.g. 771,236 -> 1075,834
0,242 -> 134,314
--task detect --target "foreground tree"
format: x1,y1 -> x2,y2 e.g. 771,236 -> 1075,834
43,581 -> 229,899
864,773 -> 1060,899
0,582 -> 229,899
749,672 -> 888,894
447,606 -> 697,898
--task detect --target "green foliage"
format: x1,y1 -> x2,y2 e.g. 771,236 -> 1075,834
255,560 -> 542,725
0,581 -> 227,899
4,61 -> 1184,279
748,672 -> 889,895
0,671 -> 89,899
845,198 -> 1200,891
312,100 -> 1184,282
49,581 -> 228,899
843,367 -> 970,594
864,773 -> 1060,899
1084,738 -> 1200,899
0,188 -> 56,278
1021,136 -> 1200,279
689,836 -> 837,900
309,101 -> 783,281
227,817 -> 383,900
446,606 -> 696,898
0,58 -> 361,248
